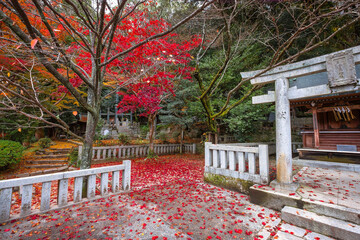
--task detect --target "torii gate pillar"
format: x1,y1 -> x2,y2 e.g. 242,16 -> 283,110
271,78 -> 298,190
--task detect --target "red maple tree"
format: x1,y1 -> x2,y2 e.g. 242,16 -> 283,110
0,0 -> 214,168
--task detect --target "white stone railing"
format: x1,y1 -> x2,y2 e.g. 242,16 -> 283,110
81,143 -> 196,161
204,142 -> 269,184
0,161 -> 131,222
225,142 -> 302,155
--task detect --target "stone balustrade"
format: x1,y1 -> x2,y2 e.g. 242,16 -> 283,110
81,143 -> 196,161
0,161 -> 131,222
204,142 -> 269,184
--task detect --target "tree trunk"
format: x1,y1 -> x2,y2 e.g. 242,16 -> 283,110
148,114 -> 156,153
206,115 -> 218,144
80,86 -> 98,169
207,132 -> 218,144
80,111 -> 97,169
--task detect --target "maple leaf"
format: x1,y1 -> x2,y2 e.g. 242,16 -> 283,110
30,39 -> 38,49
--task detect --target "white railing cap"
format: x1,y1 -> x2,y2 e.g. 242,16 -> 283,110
0,164 -> 126,189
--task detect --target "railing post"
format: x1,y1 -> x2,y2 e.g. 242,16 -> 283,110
96,149 -> 101,160
192,143 -> 196,154
213,149 -> 219,168
73,177 -> 83,203
229,151 -> 235,170
87,175 -> 96,199
0,188 -> 12,222
21,184 -> 33,216
259,144 -> 269,184
204,142 -> 211,168
237,152 -> 245,172
112,171 -> 120,193
78,145 -> 82,162
40,181 -> 52,211
122,160 -> 131,191
248,153 -> 256,175
58,179 -> 68,207
101,173 -> 108,196
220,150 -> 227,169
102,149 -> 106,159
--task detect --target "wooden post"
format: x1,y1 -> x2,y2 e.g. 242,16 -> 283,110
312,108 -> 320,148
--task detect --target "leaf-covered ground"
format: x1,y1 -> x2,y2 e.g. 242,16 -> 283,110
0,154 -> 282,239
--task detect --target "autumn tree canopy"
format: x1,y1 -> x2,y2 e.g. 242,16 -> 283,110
0,0 -> 214,168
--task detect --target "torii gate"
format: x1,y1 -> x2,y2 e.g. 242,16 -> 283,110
241,46 -> 360,189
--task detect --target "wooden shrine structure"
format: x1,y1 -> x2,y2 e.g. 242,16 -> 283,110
241,46 -> 360,189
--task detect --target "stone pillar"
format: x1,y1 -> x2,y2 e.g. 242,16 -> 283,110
271,78 -> 298,190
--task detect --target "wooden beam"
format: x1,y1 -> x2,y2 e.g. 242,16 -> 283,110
306,104 -> 360,113
312,108 -> 320,148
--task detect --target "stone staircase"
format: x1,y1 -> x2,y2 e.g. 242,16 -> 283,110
281,206 -> 360,240
25,148 -> 70,171
250,166 -> 360,240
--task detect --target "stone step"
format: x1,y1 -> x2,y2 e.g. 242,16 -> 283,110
26,159 -> 68,164
36,150 -> 70,155
249,185 -> 360,225
275,222 -> 336,240
25,163 -> 67,169
281,206 -> 360,240
48,148 -> 72,151
33,154 -> 68,159
15,166 -> 69,177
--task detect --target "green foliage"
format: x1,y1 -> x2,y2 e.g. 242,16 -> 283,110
146,150 -> 158,160
140,125 -> 149,137
172,130 -> 181,139
158,132 -> 169,143
94,139 -> 118,147
37,137 -> 52,149
134,138 -> 147,145
0,140 -> 24,169
224,101 -> 274,142
118,133 -> 130,145
59,111 -> 78,125
94,118 -> 105,140
68,147 -> 79,167
159,78 -> 204,130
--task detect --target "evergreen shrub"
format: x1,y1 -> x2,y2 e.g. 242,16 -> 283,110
0,140 -> 24,169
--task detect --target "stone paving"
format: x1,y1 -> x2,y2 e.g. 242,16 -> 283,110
1,155 -> 358,239
295,167 -> 360,210
255,166 -> 360,212
0,178 -> 282,240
